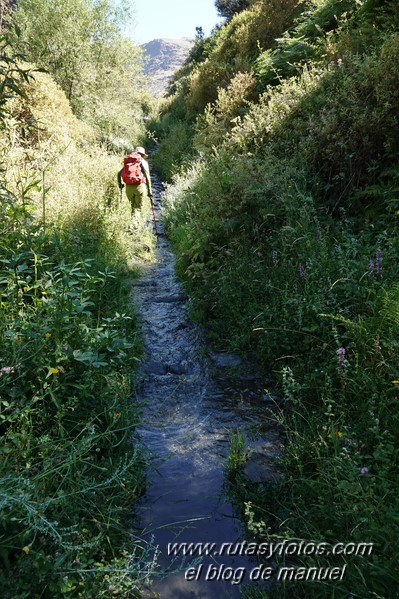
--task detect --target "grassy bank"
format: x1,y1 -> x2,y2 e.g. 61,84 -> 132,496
0,31 -> 156,598
153,1 -> 399,596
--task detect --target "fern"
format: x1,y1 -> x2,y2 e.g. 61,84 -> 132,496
381,284 -> 399,331
255,0 -> 362,85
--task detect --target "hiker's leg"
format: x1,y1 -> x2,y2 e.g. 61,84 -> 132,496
123,186 -> 138,231
124,184 -> 148,230
125,185 -> 141,215
126,184 -> 148,228
136,183 -> 148,207
132,184 -> 148,226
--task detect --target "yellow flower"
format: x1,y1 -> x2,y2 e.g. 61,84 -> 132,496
334,430 -> 344,438
113,412 -> 121,418
45,332 -> 52,338
392,380 -> 399,385
50,367 -> 60,375
22,546 -> 30,554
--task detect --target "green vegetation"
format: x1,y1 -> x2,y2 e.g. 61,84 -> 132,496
13,0 -> 152,150
1,8 -> 156,597
215,0 -> 250,21
152,0 -> 399,596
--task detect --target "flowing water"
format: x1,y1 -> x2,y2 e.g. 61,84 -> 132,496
132,177 -> 282,598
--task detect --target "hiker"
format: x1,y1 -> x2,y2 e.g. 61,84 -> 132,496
118,146 -> 153,223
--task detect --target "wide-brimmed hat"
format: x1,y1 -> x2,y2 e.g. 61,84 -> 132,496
135,146 -> 148,158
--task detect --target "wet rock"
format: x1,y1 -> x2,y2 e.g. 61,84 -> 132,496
243,458 -> 281,484
236,372 -> 262,383
262,391 -> 280,404
146,361 -> 193,376
153,293 -> 186,303
210,352 -> 243,368
132,281 -> 157,288
147,361 -> 167,375
243,440 -> 282,484
167,362 -> 190,375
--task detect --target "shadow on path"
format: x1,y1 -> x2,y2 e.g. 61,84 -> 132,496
132,173 -> 283,598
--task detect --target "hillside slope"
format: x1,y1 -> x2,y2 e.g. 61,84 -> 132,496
141,37 -> 194,97
0,26 -> 153,595
151,1 -> 399,597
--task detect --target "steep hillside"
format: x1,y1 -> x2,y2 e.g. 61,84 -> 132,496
151,1 -> 399,597
141,37 -> 194,97
0,13 -> 155,595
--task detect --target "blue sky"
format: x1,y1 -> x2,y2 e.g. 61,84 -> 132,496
129,0 -> 222,44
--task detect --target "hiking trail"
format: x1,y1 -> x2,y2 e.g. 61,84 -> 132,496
132,173 -> 283,598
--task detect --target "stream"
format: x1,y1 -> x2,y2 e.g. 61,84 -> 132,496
132,175 -> 283,598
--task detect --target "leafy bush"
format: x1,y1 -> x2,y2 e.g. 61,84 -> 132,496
159,2 -> 399,595
14,0 -> 150,146
255,0 -> 360,86
194,71 -> 256,152
0,204 -> 150,597
186,0 -> 300,114
0,26 -> 154,597
215,0 -> 250,20
153,0 -> 302,172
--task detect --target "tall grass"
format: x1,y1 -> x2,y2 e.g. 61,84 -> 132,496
0,27 -> 156,597
156,2 -> 399,596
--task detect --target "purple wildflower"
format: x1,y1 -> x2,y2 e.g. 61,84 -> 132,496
369,259 -> 375,275
299,263 -> 306,279
375,249 -> 382,276
272,250 -> 278,266
360,467 -> 369,475
337,347 -> 346,375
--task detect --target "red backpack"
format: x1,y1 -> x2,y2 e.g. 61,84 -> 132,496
121,152 -> 146,185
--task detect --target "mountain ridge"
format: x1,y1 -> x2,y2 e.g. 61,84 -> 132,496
141,37 -> 194,97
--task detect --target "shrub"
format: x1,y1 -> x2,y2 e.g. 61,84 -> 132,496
14,0 -> 149,145
194,71 -> 256,152
0,27 -> 154,597
185,0 -> 300,114
159,6 -> 399,596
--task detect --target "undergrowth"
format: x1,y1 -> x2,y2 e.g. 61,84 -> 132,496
0,26 -> 156,597
156,1 -> 399,597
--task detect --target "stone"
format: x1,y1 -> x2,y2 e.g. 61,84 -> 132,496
243,455 -> 281,484
262,391 -> 280,404
153,293 -> 186,303
209,352 -> 243,368
132,280 -> 156,288
147,361 -> 167,375
243,441 -> 282,484
167,363 -> 190,375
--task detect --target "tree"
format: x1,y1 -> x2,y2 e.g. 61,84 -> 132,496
195,26 -> 204,39
215,0 -> 250,20
13,0 -> 147,145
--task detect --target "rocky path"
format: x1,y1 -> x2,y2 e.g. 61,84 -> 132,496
132,175 -> 282,598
